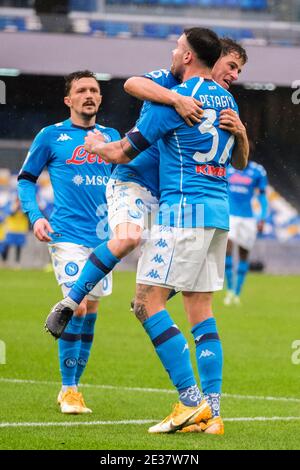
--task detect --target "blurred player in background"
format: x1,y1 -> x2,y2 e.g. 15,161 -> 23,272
18,70 -> 120,414
224,143 -> 268,305
2,198 -> 29,269
47,28 -> 248,435
0,169 -> 12,267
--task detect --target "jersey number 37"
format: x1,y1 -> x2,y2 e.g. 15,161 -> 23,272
193,109 -> 235,165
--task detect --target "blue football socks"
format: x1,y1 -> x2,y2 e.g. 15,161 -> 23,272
143,309 -> 201,407
75,313 -> 97,385
58,315 -> 85,387
235,260 -> 249,296
192,317 -> 223,416
225,254 -> 233,291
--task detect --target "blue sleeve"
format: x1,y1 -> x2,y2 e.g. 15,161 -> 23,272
17,179 -> 45,226
257,166 -> 268,192
256,166 -> 268,219
19,127 -> 52,179
110,128 -> 121,142
143,69 -> 179,89
127,102 -> 182,152
257,192 -> 268,220
17,127 -> 52,225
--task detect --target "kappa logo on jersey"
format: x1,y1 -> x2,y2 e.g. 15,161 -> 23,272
57,133 -> 72,142
66,145 -> 110,165
199,349 -> 216,359
151,254 -> 165,264
146,269 -> 161,279
159,226 -> 173,233
65,262 -> 79,276
155,238 -> 168,248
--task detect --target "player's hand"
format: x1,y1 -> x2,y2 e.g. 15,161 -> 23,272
173,94 -> 203,127
33,218 -> 54,242
257,220 -> 265,233
219,109 -> 246,137
84,130 -> 105,154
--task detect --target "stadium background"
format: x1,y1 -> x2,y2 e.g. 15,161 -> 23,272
0,0 -> 300,273
0,0 -> 300,451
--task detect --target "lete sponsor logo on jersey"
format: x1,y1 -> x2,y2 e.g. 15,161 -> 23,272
66,145 -> 110,165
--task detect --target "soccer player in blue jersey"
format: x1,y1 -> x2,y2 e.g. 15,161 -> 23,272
224,145 -> 268,305
47,29 -> 248,434
18,71 -> 120,414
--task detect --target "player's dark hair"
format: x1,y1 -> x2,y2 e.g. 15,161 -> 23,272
220,38 -> 248,65
184,27 -> 222,68
64,70 -> 99,95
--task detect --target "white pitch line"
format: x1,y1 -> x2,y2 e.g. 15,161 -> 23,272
0,419 -> 156,428
1,416 -> 300,429
1,377 -> 300,403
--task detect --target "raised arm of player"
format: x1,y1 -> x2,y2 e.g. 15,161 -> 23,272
124,76 -> 203,126
219,108 -> 249,169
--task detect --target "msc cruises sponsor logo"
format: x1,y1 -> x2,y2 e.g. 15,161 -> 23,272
72,174 -> 110,186
66,145 -> 110,165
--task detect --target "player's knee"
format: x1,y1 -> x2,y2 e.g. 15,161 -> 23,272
125,236 -> 141,251
113,237 -> 141,257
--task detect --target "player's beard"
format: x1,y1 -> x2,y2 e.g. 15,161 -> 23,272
171,62 -> 184,82
81,109 -> 97,119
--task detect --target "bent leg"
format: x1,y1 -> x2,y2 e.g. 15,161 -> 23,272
134,284 -> 201,406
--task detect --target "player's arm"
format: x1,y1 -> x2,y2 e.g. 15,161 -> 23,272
84,131 -> 138,164
124,76 -> 203,126
85,102 -> 179,164
256,190 -> 268,233
256,168 -> 268,232
219,108 -> 249,170
17,130 -> 54,242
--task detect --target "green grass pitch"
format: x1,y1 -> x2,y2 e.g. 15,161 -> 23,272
0,269 -> 299,450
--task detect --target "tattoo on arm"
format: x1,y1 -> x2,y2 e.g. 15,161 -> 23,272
120,138 -> 139,160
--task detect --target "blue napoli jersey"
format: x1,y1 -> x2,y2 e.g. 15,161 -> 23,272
18,118 -> 120,247
112,69 -> 179,197
127,77 -> 238,230
228,161 -> 268,218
